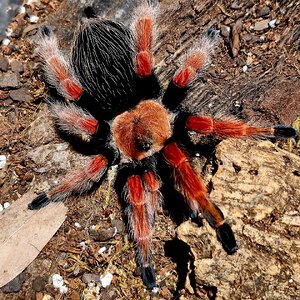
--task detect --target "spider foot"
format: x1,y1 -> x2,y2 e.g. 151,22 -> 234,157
216,223 -> 238,255
28,193 -> 50,210
141,264 -> 156,289
274,125 -> 298,138
40,24 -> 52,37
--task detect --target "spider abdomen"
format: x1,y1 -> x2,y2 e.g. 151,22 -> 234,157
112,100 -> 171,161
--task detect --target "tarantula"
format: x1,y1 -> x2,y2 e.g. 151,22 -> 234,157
28,2 -> 296,289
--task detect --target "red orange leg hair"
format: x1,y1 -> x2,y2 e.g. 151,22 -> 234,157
36,25 -> 83,100
186,115 -> 297,139
49,101 -> 98,142
163,142 -> 238,254
124,171 -> 161,289
132,4 -> 157,77
173,30 -> 217,88
28,154 -> 108,210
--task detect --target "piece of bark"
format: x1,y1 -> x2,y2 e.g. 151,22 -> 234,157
177,139 -> 300,299
0,191 -> 67,288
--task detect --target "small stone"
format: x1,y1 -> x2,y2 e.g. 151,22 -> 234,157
253,19 -> 270,31
89,227 -> 117,242
99,287 -> 117,300
23,172 -> 34,181
1,273 -> 26,293
59,285 -> 68,294
0,155 -> 6,169
230,1 -> 242,10
2,99 -> 13,106
32,276 -> 46,292
74,222 -> 81,228
29,15 -> 39,23
3,202 -> 10,209
220,25 -> 230,38
52,274 -> 64,288
100,272 -> 113,288
2,38 -> 10,46
0,72 -> 20,89
0,204 -> 3,212
256,6 -> 270,17
268,19 -> 277,28
9,88 -> 31,102
11,60 -> 25,74
242,65 -> 248,72
0,55 -> 9,72
111,219 -> 125,234
82,273 -> 100,284
98,246 -> 107,254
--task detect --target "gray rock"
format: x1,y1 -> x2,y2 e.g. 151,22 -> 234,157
256,6 -> 270,17
89,227 -> 117,242
0,72 -> 20,89
253,19 -> 270,31
100,287 -> 117,300
111,219 -> 125,234
32,276 -> 46,292
1,273 -> 26,293
82,273 -> 100,284
9,87 -> 31,102
10,60 -> 24,74
0,55 -> 9,72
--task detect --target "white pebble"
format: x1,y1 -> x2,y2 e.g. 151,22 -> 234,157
19,6 -> 26,14
260,35 -> 266,41
0,155 -> 7,169
79,241 -> 87,250
29,15 -> 39,23
152,287 -> 160,294
242,65 -> 248,72
74,222 -> 81,228
98,246 -> 107,255
289,278 -> 293,283
195,153 -> 200,157
59,285 -> 68,294
100,272 -> 113,288
269,19 -> 277,28
2,38 -> 10,46
26,0 -> 39,4
3,202 -> 10,209
0,204 -> 3,212
52,274 -> 68,294
5,27 -> 13,37
52,274 -> 64,288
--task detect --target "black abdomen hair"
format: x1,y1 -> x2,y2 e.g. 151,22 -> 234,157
72,19 -> 138,119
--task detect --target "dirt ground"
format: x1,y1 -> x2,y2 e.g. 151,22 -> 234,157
0,0 -> 299,299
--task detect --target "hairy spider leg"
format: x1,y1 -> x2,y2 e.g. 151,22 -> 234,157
185,115 -> 298,139
36,25 -> 83,100
163,29 -> 218,111
132,3 -> 157,77
163,142 -> 238,254
123,171 -> 161,289
48,101 -> 98,142
28,155 -> 108,210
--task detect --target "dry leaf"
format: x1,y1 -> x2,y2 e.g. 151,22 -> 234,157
0,191 -> 67,287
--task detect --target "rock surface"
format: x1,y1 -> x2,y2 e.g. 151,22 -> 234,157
177,139 -> 300,299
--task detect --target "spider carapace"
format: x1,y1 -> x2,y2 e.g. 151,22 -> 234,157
28,3 -> 297,289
